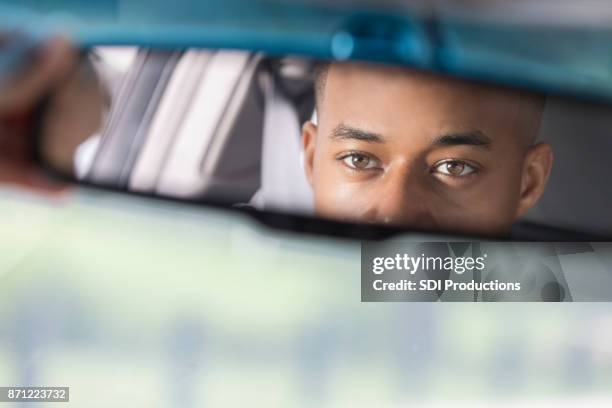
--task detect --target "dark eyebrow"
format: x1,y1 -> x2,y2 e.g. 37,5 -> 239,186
434,130 -> 492,150
330,124 -> 384,143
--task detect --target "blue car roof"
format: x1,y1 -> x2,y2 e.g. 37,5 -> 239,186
3,0 -> 612,101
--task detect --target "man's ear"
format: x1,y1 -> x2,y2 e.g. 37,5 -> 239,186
516,143 -> 554,218
302,121 -> 318,186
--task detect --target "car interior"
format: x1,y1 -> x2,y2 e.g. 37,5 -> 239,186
53,46 -> 612,241
80,47 -> 315,213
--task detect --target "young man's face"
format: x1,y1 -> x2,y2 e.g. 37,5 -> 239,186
303,62 -> 553,236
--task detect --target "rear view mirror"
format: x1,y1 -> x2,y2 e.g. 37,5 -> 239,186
36,46 -> 612,240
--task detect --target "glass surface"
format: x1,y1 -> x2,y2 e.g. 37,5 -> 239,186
37,47 -> 612,238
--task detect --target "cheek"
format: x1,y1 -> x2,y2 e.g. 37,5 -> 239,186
433,168 -> 523,233
485,160 -> 524,209
311,160 -> 373,218
314,178 -> 366,219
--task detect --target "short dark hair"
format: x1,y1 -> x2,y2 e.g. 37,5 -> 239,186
314,62 -> 330,108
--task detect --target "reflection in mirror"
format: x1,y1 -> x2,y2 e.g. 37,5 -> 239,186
38,47 -> 612,238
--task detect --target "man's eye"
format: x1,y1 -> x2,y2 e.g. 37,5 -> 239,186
433,160 -> 476,177
341,153 -> 379,170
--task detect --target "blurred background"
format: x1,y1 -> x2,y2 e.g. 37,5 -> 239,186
0,188 -> 611,407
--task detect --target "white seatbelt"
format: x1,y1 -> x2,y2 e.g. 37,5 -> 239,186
156,51 -> 250,197
129,50 -> 212,192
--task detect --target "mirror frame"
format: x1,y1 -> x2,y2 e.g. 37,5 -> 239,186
12,1 -> 612,241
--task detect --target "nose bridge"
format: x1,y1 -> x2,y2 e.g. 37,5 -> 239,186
367,163 -> 430,225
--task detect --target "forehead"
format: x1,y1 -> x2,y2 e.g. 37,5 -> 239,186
326,62 -> 524,106
320,62 -> 542,142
